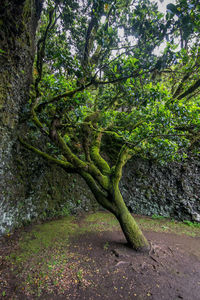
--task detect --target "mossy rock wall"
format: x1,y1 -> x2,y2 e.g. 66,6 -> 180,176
0,147 -> 98,234
120,157 -> 200,222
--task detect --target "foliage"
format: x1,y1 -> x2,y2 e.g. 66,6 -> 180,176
27,0 -> 200,165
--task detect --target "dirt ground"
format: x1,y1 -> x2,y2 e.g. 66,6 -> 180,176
0,213 -> 200,300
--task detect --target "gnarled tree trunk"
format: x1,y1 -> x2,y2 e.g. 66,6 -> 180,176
112,186 -> 149,251
81,171 -> 149,251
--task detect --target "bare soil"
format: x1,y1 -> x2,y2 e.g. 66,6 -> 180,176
0,213 -> 200,300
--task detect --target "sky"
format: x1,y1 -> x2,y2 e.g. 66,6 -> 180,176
156,0 -> 176,13
154,0 -> 177,55
119,0 -> 177,56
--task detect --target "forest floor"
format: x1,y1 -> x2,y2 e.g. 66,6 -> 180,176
0,212 -> 200,300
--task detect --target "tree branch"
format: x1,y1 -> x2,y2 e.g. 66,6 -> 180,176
173,72 -> 191,99
35,82 -> 93,111
18,136 -> 74,171
56,134 -> 87,170
31,106 -> 49,136
80,171 -> 116,214
94,69 -> 150,85
177,78 -> 200,100
90,131 -> 111,175
113,145 -> 132,185
83,12 -> 98,68
35,6 -> 58,98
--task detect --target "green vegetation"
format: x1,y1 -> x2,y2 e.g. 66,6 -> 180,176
136,216 -> 200,237
9,217 -> 78,263
151,214 -> 166,220
7,217 -> 86,296
19,0 -> 200,251
2,291 -> 6,297
183,220 -> 200,228
85,212 -> 120,231
0,48 -> 6,54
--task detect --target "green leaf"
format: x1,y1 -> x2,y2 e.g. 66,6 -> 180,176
167,3 -> 179,15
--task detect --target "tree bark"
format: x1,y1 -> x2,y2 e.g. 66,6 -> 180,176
113,187 -> 149,251
0,0 -> 43,234
81,171 -> 149,252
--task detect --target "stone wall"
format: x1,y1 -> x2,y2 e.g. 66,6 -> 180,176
120,156 -> 200,222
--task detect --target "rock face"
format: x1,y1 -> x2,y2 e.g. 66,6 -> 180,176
120,157 -> 200,222
0,0 -> 43,234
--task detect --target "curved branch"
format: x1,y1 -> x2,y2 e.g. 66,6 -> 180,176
56,134 -> 87,170
35,82 -> 93,112
90,131 -> 111,175
31,106 -> 49,136
35,7 -> 59,97
80,171 -> 116,214
177,78 -> 200,100
19,137 -> 75,171
113,145 -> 132,185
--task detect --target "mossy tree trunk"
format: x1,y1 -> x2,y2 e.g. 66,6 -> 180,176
81,171 -> 149,251
111,187 -> 149,251
0,0 -> 43,233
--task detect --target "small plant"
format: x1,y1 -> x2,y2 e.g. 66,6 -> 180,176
77,269 -> 83,282
0,49 -> 6,54
183,220 -> 200,228
161,225 -> 169,230
61,206 -> 70,216
151,214 -> 165,220
2,291 -> 6,297
104,241 -> 109,250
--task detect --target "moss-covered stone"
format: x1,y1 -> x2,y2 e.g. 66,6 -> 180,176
120,157 -> 200,222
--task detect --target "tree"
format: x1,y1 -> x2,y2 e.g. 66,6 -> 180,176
19,0 -> 200,251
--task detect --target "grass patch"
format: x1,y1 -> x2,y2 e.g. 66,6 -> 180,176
84,212 -> 119,231
12,216 -> 78,262
151,214 -> 166,220
183,220 -> 200,228
85,212 -> 200,238
136,216 -> 200,237
7,213 -> 120,297
7,217 -> 85,297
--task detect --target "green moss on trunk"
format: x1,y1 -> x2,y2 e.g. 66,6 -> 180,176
116,207 -> 149,251
80,168 -> 149,252
112,187 -> 149,251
